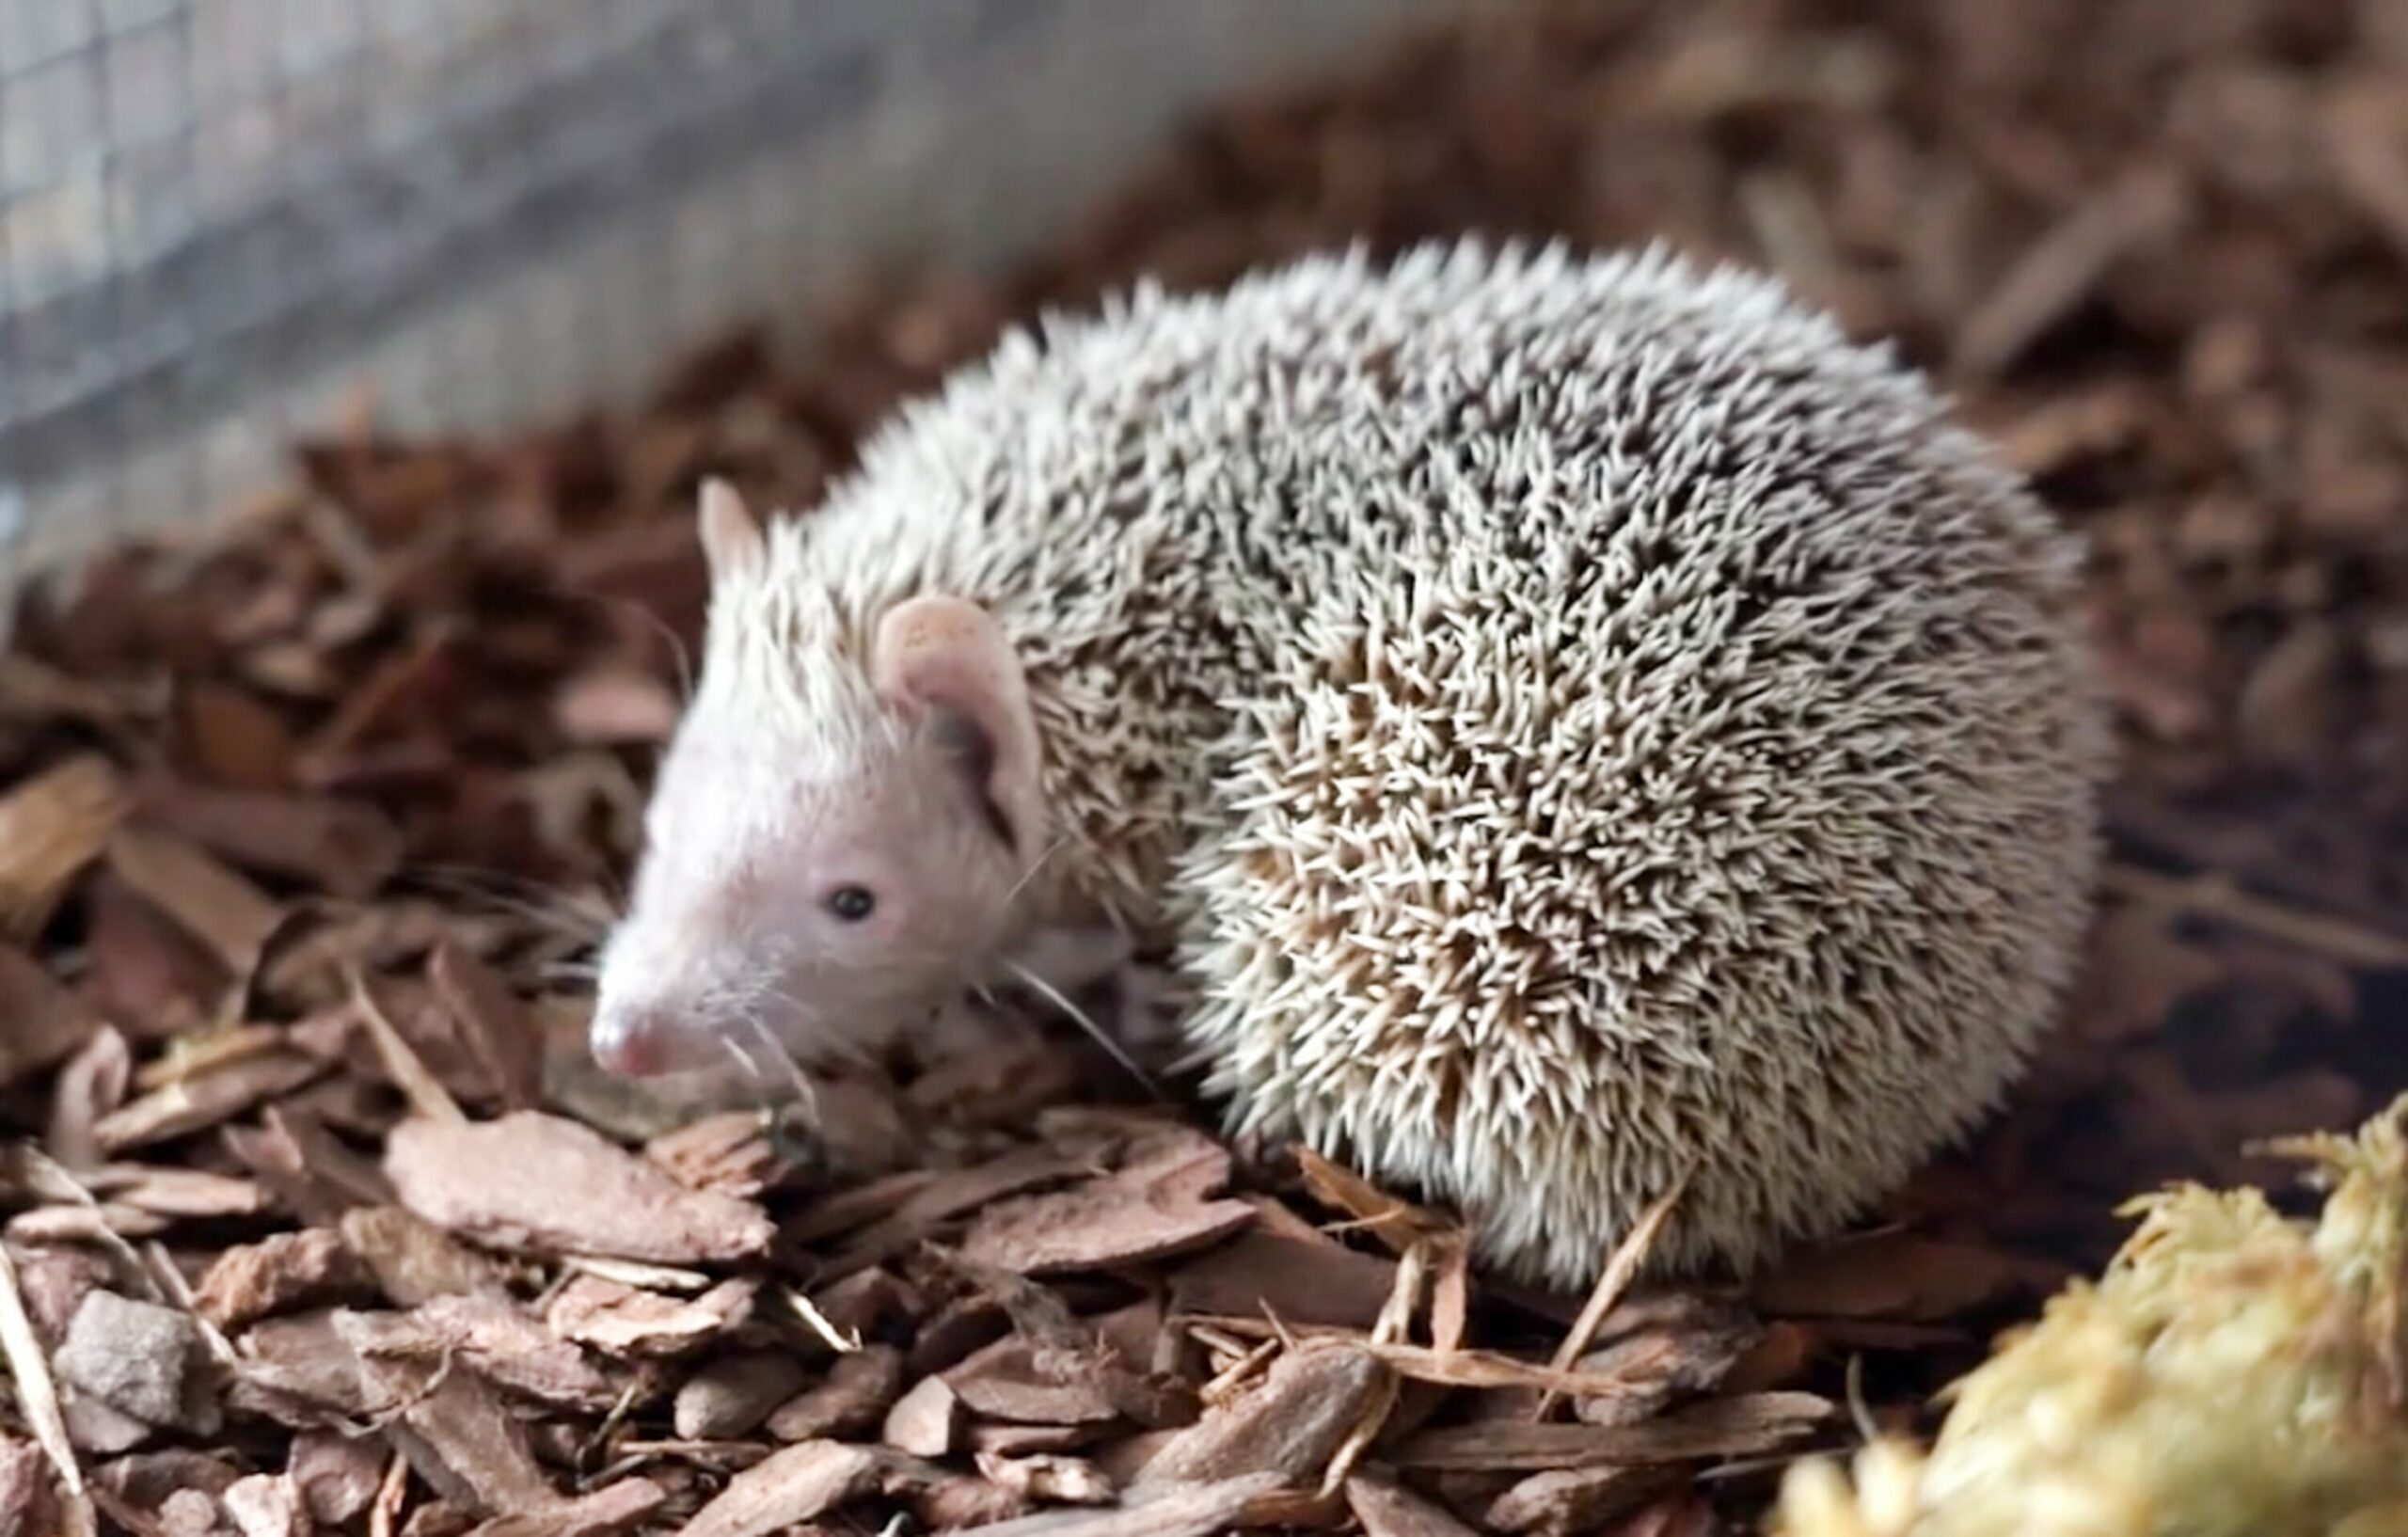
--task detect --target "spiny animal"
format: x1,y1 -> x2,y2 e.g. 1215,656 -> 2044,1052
588,238 -> 2110,1290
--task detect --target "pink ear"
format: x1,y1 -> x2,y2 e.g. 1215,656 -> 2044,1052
871,595 -> 1044,856
697,479 -> 767,581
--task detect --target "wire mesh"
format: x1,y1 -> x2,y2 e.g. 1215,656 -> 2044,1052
0,0 -> 1457,612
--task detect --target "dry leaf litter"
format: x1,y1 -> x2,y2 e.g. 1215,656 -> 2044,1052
8,0 -> 2408,1532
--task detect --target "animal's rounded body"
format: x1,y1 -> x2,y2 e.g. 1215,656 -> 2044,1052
614,240 -> 2109,1290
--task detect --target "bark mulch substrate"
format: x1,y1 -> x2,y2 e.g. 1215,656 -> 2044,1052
7,0 -> 2408,1532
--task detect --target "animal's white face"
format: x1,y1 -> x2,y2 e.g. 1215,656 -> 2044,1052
586,483 -> 1046,1083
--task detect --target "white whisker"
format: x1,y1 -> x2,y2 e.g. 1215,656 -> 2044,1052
1001,958 -> 1164,1101
728,1015 -> 823,1128
1002,832 -> 1076,911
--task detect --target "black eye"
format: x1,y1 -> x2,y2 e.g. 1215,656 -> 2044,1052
827,885 -> 876,921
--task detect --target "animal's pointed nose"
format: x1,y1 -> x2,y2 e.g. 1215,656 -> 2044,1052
589,1005 -> 681,1078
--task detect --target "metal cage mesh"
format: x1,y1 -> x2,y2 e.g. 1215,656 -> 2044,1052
0,0 -> 1453,610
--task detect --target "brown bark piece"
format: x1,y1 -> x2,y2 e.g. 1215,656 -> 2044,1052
885,1374 -> 964,1458
970,1423 -> 1101,1457
134,777 -> 403,899
0,755 -> 125,942
1484,1466 -> 1682,1537
427,942 -> 544,1113
645,1112 -> 783,1199
220,1474 -> 309,1537
1344,1468 -> 1482,1537
335,1311 -> 560,1519
958,1123 -> 1255,1276
946,1336 -> 1123,1426
766,1343 -> 906,1442
938,1473 -> 1292,1537
1568,1319 -> 1756,1427
228,1310 -> 375,1424
156,1488 -> 228,1536
46,1025 -> 131,1170
93,1049 -> 325,1155
1393,1393 -> 1834,1472
225,1110 -> 392,1228
462,1479 -> 667,1537
194,1228 -> 370,1330
288,1429 -> 386,1528
674,1350 -> 815,1440
916,1475 -> 1030,1530
408,1293 -> 619,1409
338,1205 -> 514,1307
1166,1231 -> 1401,1331
816,1149 -> 1083,1274
0,1437 -> 56,1537
975,1452 -> 1117,1506
1134,1339 -> 1390,1488
90,1165 -> 267,1220
0,944 -> 102,1088
672,1441 -> 885,1537
1752,1232 -> 2049,1322
542,1274 -> 753,1357
105,824 -> 287,979
384,1111 -> 773,1263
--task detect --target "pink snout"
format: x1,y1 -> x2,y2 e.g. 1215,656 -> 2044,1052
589,1005 -> 700,1078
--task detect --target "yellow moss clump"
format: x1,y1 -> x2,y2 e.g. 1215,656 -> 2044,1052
1769,1092 -> 2408,1537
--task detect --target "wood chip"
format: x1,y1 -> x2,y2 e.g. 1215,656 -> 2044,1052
1344,1468 -> 1481,1537
104,824 -> 287,981
1533,1172 -> 1687,1418
945,1335 -> 1131,1427
408,1293 -> 621,1409
1167,1230 -> 1401,1330
671,1441 -> 886,1537
1752,1232 -> 2051,1322
228,1309 -> 376,1424
1392,1393 -> 1834,1472
885,1375 -> 965,1458
462,1479 -> 667,1537
339,1204 -> 513,1307
0,1244 -> 94,1537
674,1351 -> 814,1440
91,1049 -> 324,1155
959,1124 -> 1255,1275
221,1473 -> 309,1537
1952,164 -> 2192,376
135,779 -> 403,899
645,1112 -> 783,1199
1484,1466 -> 1684,1537
427,942 -> 543,1113
384,1111 -> 774,1263
976,1452 -> 1117,1506
1134,1339 -> 1390,1489
194,1229 -> 369,1329
542,1274 -> 753,1357
335,1311 -> 560,1519
766,1343 -> 906,1442
0,1438 -> 57,1537
45,1026 -> 130,1170
0,755 -> 125,942
0,943 -> 102,1087
941,1472 -> 1293,1537
1292,1149 -> 1453,1254
289,1430 -> 387,1528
